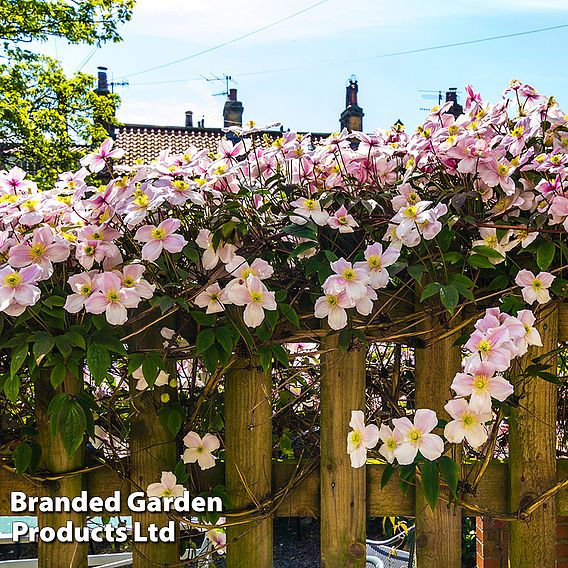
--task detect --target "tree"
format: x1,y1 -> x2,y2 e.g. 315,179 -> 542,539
0,0 -> 135,187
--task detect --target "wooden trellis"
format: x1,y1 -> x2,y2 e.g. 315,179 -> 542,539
1,302 -> 567,567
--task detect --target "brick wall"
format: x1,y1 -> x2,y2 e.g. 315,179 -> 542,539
476,516 -> 568,567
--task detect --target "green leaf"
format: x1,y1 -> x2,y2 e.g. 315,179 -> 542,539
272,344 -> 289,367
442,251 -> 463,265
13,443 -> 32,475
167,408 -> 183,436
467,254 -> 495,269
4,374 -> 21,403
173,459 -> 189,484
33,332 -> 55,363
282,223 -> 317,241
87,343 -> 111,382
338,328 -> 352,352
50,363 -> 67,388
215,327 -> 234,354
190,310 -> 216,327
381,463 -> 395,489
55,335 -> 72,359
420,282 -> 442,302
486,274 -> 509,292
472,245 -> 505,260
202,345 -> 219,373
259,347 -> 272,374
10,343 -> 28,377
289,241 -> 318,258
65,331 -> 86,350
280,303 -> 300,328
196,328 -> 216,355
439,456 -> 459,500
536,241 -> 555,271
58,400 -> 87,457
421,460 -> 439,511
440,285 -> 459,313
407,264 -> 426,283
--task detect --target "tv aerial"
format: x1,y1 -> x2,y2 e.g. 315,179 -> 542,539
201,73 -> 237,97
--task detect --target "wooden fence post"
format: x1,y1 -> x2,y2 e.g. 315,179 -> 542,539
414,318 -> 462,567
225,355 -> 273,568
320,333 -> 366,568
35,371 -> 88,568
509,304 -> 558,567
129,327 -> 178,568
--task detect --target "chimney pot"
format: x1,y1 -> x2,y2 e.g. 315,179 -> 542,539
185,110 -> 193,128
228,88 -> 237,101
223,90 -> 244,127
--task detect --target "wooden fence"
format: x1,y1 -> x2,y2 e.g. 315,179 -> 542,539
1,302 -> 567,567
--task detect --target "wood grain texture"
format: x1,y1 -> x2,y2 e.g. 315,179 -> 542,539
129,328 -> 178,568
225,357 -> 273,568
35,371 -> 88,568
509,305 -> 558,568
414,316 -> 462,568
320,334 -> 366,568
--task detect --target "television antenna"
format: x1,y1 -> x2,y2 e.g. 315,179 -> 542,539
418,88 -> 460,111
201,73 -> 237,97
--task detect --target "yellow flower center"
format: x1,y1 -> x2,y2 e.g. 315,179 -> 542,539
473,373 -> 488,390
30,243 -> 45,259
5,273 -> 22,287
81,285 -> 92,295
462,414 -> 474,427
151,228 -> 166,240
485,236 -> 497,247
172,180 -> 189,191
107,290 -> 120,303
386,438 -> 397,450
327,295 -> 339,307
551,155 -> 562,165
478,339 -> 491,354
349,430 -> 362,448
161,488 -> 173,497
134,194 -> 149,208
337,216 -> 348,225
84,245 -> 95,255
511,126 -> 524,137
250,291 -> 264,304
403,205 -> 417,219
304,199 -> 316,210
532,279 -> 542,289
123,277 -> 134,287
409,429 -> 421,443
367,255 -> 381,269
342,268 -> 356,281
497,164 -> 509,176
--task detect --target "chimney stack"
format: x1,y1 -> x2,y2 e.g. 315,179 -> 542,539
340,76 -> 364,132
445,88 -> 463,119
223,89 -> 244,127
95,66 -> 109,96
185,110 -> 193,128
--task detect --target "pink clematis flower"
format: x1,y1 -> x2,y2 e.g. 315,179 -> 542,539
444,398 -> 492,448
194,282 -> 228,314
135,219 -> 187,262
182,431 -> 220,470
8,226 -> 70,280
314,290 -> 353,330
324,258 -> 370,301
515,269 -> 555,305
451,361 -> 514,412
327,205 -> 358,233
146,471 -> 184,499
196,229 -> 237,270
378,424 -> 403,464
354,243 -> 400,289
206,528 -> 227,555
463,326 -> 515,371
80,139 -> 125,173
227,275 -> 277,327
290,197 -> 330,226
0,265 -> 43,316
0,166 -> 36,194
115,264 -> 156,300
515,309 -> 543,355
392,409 -> 444,465
64,272 -> 97,313
347,410 -> 379,468
225,256 -> 274,280
84,272 -> 141,325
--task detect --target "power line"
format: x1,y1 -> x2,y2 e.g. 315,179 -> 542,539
128,21 -> 568,86
77,45 -> 98,72
119,0 -> 330,80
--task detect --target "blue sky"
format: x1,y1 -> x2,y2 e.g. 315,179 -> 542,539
41,0 -> 568,133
